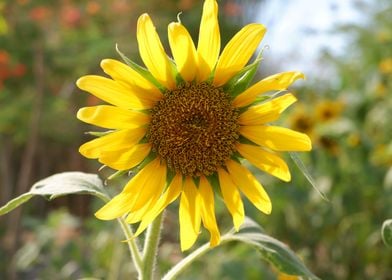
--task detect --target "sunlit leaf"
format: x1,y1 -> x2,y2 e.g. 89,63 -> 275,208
0,172 -> 109,216
30,172 -> 107,200
0,193 -> 34,215
227,217 -> 319,279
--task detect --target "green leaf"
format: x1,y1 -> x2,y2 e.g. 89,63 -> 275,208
115,44 -> 165,92
289,152 -> 329,202
0,193 -> 34,215
382,219 -> 392,247
228,217 -> 319,279
162,217 -> 318,280
30,172 -> 107,199
0,172 -> 109,216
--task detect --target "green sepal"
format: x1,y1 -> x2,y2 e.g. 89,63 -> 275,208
107,170 -> 129,180
207,173 -> 222,198
133,151 -> 157,172
168,57 -> 185,86
224,50 -> 263,97
116,44 -> 166,92
238,135 -> 259,146
85,130 -> 113,137
237,95 -> 271,114
165,169 -> 177,188
252,94 -> 271,105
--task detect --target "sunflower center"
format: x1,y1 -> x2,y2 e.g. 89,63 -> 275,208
147,82 -> 240,177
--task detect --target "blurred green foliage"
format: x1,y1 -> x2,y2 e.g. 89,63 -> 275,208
1,0 -> 391,279
260,1 -> 392,279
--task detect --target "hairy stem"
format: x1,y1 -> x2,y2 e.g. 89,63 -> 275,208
141,213 -> 164,280
117,217 -> 143,275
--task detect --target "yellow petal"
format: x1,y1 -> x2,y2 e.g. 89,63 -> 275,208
95,160 -> 162,221
233,71 -> 305,108
199,176 -> 220,247
168,22 -> 197,82
236,143 -> 291,182
240,125 -> 312,151
76,75 -> 154,110
100,59 -> 162,100
137,13 -> 175,89
180,177 -> 201,251
125,197 -> 155,224
95,192 -> 133,220
217,168 -> 244,231
197,0 -> 220,82
79,127 -> 146,159
134,174 -> 183,236
122,158 -> 160,192
239,94 -> 297,126
124,159 -> 167,212
213,23 -> 266,86
125,165 -> 167,223
226,160 -> 271,214
98,143 -> 151,170
77,105 -> 150,129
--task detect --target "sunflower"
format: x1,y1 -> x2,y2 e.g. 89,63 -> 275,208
314,100 -> 344,123
76,0 -> 311,251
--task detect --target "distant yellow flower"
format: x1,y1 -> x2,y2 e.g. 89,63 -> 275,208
347,133 -> 360,147
315,100 -> 344,123
376,30 -> 392,43
289,107 -> 315,137
371,144 -> 392,166
374,81 -> 387,97
317,136 -> 339,156
379,58 -> 392,74
76,0 -> 311,251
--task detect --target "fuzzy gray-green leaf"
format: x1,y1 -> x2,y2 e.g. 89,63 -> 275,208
0,193 -> 34,216
0,172 -> 109,216
30,172 -> 108,200
226,217 -> 319,279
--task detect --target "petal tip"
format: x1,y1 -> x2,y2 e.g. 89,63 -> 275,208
94,209 -> 113,221
283,173 -> 291,182
263,203 -> 272,215
76,108 -> 85,121
76,77 -> 86,89
100,59 -> 112,69
138,13 -> 150,22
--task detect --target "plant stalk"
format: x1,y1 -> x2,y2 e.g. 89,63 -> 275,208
141,212 -> 164,280
162,236 -> 235,280
117,217 -> 143,275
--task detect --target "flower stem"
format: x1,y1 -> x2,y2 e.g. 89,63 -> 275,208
117,217 -> 143,275
95,191 -> 144,277
162,243 -> 210,280
162,236 -> 234,280
141,212 -> 164,280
